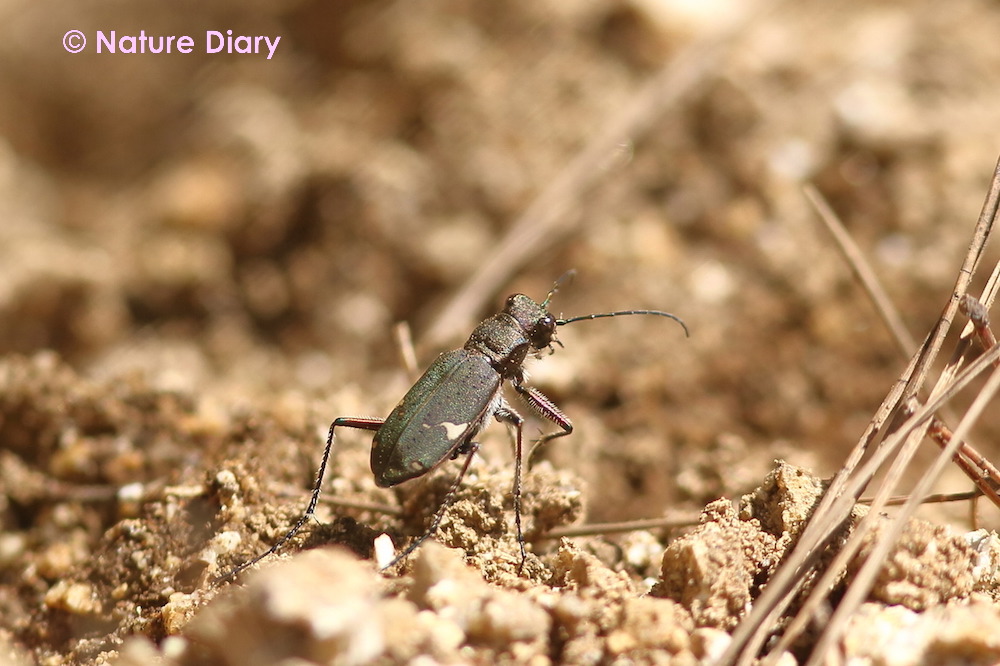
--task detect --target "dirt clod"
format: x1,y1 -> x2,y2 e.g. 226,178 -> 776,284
185,549 -> 384,666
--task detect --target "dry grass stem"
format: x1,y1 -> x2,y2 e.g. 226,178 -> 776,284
719,155 -> 1000,665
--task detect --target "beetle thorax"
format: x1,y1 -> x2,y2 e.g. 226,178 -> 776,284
464,294 -> 557,380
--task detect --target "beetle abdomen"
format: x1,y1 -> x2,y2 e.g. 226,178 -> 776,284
371,349 -> 501,487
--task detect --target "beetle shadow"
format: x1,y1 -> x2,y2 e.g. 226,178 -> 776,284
298,515 -> 382,561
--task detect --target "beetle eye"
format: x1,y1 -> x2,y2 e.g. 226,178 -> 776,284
531,315 -> 557,348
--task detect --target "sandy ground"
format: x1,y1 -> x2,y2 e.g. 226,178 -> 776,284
3,1 -> 1000,664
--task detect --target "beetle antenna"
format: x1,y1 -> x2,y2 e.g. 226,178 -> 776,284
557,310 -> 689,337
541,270 -> 577,308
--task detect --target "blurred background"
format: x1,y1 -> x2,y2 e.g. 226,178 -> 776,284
2,0 -> 1000,555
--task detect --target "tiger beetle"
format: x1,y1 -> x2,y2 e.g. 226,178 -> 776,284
218,275 -> 687,582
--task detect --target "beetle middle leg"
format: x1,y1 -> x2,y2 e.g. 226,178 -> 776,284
380,440 -> 480,570
494,401 -> 530,571
216,415 -> 383,583
392,403 -> 533,574
495,384 -> 574,571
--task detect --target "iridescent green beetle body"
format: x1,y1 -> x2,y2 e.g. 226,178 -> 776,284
373,294 -> 554,487
372,349 -> 500,486
218,280 -> 687,583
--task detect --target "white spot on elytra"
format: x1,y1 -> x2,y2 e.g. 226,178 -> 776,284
439,421 -> 469,440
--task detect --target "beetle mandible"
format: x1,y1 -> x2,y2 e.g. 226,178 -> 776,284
219,275 -> 687,581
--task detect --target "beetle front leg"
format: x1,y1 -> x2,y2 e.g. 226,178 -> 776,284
512,383 -> 574,468
216,416 -> 384,583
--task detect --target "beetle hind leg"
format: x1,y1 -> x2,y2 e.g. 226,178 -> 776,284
215,415 -> 383,584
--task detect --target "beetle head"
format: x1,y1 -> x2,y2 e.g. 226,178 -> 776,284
504,294 -> 558,350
